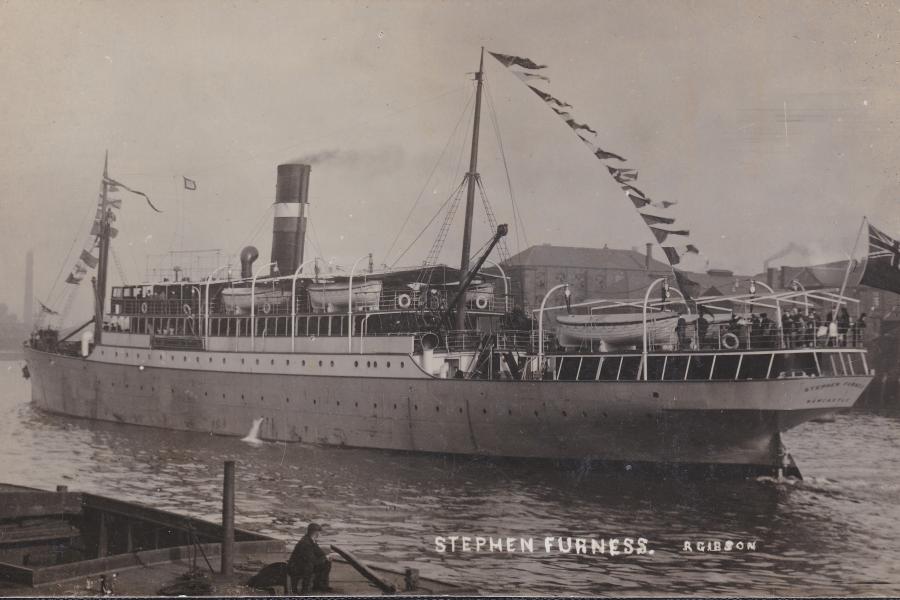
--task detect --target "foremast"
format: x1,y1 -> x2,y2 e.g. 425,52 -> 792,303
93,152 -> 113,345
455,47 -> 486,331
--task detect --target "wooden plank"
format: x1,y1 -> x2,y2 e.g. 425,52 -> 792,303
0,562 -> 33,586
330,544 -> 396,594
0,492 -> 82,519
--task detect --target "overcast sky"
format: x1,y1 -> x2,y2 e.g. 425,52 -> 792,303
1,0 -> 898,321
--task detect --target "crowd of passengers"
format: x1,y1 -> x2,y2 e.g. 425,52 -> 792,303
676,306 -> 867,350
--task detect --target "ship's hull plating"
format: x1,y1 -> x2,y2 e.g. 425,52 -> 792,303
24,346 -> 871,470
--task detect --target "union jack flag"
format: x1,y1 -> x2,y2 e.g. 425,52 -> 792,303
860,223 -> 900,294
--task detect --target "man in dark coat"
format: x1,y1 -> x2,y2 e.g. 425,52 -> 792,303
288,523 -> 332,594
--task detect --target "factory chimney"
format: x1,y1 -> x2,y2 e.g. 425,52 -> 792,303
270,164 -> 311,277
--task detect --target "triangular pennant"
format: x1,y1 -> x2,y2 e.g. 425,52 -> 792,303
80,249 -> 99,269
488,51 -> 547,70
639,213 -> 676,226
650,227 -> 690,244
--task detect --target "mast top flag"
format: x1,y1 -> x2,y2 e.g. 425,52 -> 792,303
859,222 -> 900,294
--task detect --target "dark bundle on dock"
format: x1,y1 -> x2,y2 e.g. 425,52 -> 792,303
157,567 -> 213,596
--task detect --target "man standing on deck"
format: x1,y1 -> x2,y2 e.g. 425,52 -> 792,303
288,523 -> 334,594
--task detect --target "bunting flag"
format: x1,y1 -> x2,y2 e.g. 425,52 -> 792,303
80,249 -> 99,269
488,51 -> 547,70
649,227 -> 690,244
74,263 -> 88,276
662,244 -> 700,265
673,268 -> 701,311
65,273 -> 83,285
38,300 -> 59,315
490,48 -> 704,284
527,85 -> 571,108
183,176 -> 197,191
608,167 -> 638,183
104,176 -> 163,212
859,223 -> 900,294
639,213 -> 676,227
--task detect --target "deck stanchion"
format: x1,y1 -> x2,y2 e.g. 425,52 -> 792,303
642,278 -> 666,381
291,259 -> 317,352
537,283 -> 570,379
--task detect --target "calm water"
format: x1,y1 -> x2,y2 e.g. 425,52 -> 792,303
2,359 -> 899,596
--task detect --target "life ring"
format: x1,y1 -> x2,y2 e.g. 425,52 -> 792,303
722,332 -> 740,350
140,302 -> 148,314
474,295 -> 489,310
262,302 -> 272,315
397,293 -> 412,309
182,304 -> 192,316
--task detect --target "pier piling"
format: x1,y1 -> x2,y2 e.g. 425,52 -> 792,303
221,461 -> 235,576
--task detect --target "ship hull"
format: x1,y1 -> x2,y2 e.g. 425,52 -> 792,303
24,346 -> 871,472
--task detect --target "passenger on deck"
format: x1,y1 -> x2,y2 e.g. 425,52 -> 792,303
288,522 -> 334,594
837,307 -> 851,347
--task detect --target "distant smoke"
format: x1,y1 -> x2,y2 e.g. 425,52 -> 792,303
287,145 -> 405,169
763,242 -> 810,270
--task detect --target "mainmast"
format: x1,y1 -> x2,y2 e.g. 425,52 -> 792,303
455,47 -> 485,331
94,152 -> 112,344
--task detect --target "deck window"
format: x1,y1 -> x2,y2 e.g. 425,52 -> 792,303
557,357 -> 581,381
577,357 -> 601,381
771,352 -> 818,378
844,352 -> 864,376
598,356 -> 621,381
663,355 -> 689,381
817,352 -> 838,376
738,353 -> 771,380
645,356 -> 666,381
712,354 -> 741,380
686,355 -> 714,380
619,356 -> 641,381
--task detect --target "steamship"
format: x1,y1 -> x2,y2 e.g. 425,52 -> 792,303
23,51 -> 874,477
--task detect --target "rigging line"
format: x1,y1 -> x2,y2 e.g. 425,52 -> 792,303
391,179 -> 467,268
238,204 -> 274,256
46,192 -> 98,308
305,212 -> 325,264
180,85 -> 469,175
485,83 -> 528,253
383,88 -> 476,262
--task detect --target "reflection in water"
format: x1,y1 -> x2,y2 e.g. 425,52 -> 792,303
1,361 -> 899,595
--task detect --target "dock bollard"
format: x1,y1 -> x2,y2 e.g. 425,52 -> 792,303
222,461 -> 235,576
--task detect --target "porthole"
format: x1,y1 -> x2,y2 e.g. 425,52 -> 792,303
302,360 -> 306,366
209,357 -> 213,363
223,393 -> 226,399
204,391 -> 208,396
183,356 -> 187,362
241,394 -> 245,399
115,352 -> 118,357
534,410 -> 539,417
318,360 -> 323,367
270,359 -> 274,365
171,355 -> 174,361
196,357 -> 200,363
562,410 -> 568,417
330,360 -> 334,367
393,404 -> 397,409
373,403 -> 377,408
336,400 -> 340,406
458,408 -> 463,413
354,402 -> 358,407
435,406 -> 440,412
387,361 -> 391,368
160,354 -> 163,360
125,353 -> 128,358
482,408 -> 487,415
313,399 -> 317,405
373,361 -> 378,368
286,397 -> 290,403
414,404 -> 418,411
222,358 -> 226,364
286,359 -> 290,366
582,411 -> 588,418
401,361 -> 405,368
367,361 -> 371,367
261,395 -> 264,400
508,409 -> 512,415
354,361 -> 359,367
255,359 -> 259,365
241,358 -> 245,364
